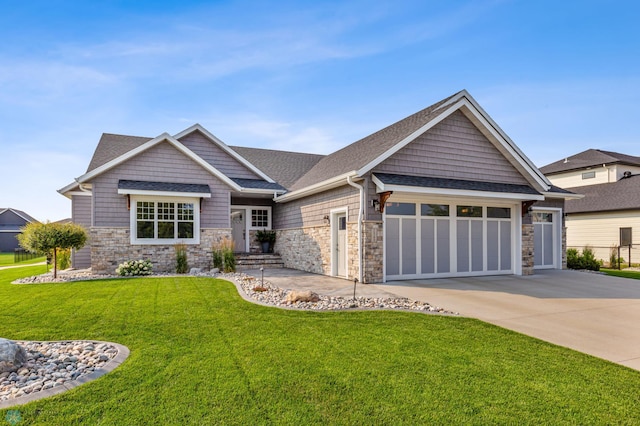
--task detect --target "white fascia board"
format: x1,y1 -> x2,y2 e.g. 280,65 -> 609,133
541,191 -> 584,200
0,208 -> 7,216
8,208 -> 35,223
58,181 -> 80,196
238,188 -> 286,195
66,191 -> 93,197
117,189 -> 212,198
173,124 -> 275,183
275,172 -> 358,203
459,93 -> 551,190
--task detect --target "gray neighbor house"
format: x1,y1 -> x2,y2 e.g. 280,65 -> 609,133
0,208 -> 39,252
59,90 -> 575,283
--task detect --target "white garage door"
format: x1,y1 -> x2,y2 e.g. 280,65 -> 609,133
385,201 -> 515,280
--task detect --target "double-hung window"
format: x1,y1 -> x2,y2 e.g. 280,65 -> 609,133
131,197 -> 200,244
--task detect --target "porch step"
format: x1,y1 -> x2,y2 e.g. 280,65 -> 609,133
235,253 -> 285,271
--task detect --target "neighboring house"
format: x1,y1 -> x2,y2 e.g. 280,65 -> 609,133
0,208 -> 39,252
541,149 -> 640,262
59,90 -> 574,282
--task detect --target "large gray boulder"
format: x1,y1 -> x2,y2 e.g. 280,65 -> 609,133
0,338 -> 27,373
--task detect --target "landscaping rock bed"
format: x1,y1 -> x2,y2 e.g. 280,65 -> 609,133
0,341 -> 117,402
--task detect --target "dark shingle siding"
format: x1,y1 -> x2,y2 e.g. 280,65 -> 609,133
118,180 -> 211,194
373,173 -> 540,195
229,178 -> 286,191
87,134 -> 153,172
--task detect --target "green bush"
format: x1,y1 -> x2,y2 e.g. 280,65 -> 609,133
175,243 -> 188,274
223,248 -> 236,273
116,259 -> 153,276
212,236 -> 235,273
567,246 -> 601,271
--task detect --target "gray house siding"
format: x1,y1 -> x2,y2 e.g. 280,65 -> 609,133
373,111 -> 529,185
178,130 -> 260,180
0,232 -> 20,252
71,195 -> 92,268
274,185 -> 360,229
92,141 -> 231,228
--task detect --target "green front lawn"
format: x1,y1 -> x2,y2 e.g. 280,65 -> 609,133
0,252 -> 45,266
601,268 -> 640,280
2,267 -> 640,424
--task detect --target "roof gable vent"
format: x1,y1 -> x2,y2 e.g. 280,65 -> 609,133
622,170 -> 633,179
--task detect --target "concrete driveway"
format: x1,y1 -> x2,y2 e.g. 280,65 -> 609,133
249,268 -> 640,371
376,270 -> 640,371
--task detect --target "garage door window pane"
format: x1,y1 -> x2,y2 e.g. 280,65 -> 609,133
457,206 -> 483,217
421,204 -> 449,216
402,219 -> 417,275
386,202 -> 416,215
488,207 -> 511,218
421,219 -> 435,274
386,218 -> 400,275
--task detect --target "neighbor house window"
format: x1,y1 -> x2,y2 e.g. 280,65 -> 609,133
582,171 -> 596,179
132,197 -> 199,244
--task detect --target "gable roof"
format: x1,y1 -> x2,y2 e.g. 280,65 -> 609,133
60,125 -> 285,196
0,208 -> 39,224
565,174 -> 640,214
540,149 -> 640,175
230,146 -> 324,190
278,90 -> 550,201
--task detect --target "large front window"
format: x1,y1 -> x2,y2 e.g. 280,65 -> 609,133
132,198 -> 199,244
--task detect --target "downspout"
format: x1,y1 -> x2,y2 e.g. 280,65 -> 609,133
346,176 -> 364,283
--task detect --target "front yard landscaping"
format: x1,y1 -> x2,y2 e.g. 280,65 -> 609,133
0,253 -> 44,267
2,265 -> 640,424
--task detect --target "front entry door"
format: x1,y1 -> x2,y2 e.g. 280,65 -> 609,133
334,213 -> 347,277
231,209 -> 246,252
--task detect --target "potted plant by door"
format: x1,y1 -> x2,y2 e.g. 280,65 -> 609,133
255,229 -> 276,253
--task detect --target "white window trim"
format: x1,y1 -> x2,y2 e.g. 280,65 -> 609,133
130,195 -> 201,245
229,205 -> 272,252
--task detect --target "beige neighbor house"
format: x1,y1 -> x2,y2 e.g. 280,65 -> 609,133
541,149 -> 640,264
59,90 -> 574,282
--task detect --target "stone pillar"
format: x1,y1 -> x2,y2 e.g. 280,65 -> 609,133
361,220 -> 384,283
521,223 -> 534,275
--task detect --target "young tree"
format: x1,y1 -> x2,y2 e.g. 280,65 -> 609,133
17,222 -> 88,278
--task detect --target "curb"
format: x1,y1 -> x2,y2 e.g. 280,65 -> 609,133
0,340 -> 130,409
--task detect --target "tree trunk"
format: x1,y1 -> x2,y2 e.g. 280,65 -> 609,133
53,249 -> 58,279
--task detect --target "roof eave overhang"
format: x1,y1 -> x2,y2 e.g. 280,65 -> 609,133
117,189 -> 212,198
275,171 -> 358,203
541,191 -> 584,200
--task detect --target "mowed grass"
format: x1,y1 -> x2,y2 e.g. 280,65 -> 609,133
602,268 -> 640,280
2,266 -> 640,424
0,252 -> 45,266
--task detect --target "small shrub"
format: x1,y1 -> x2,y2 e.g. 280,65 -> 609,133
116,259 -> 153,276
56,248 -> 71,270
212,236 -> 236,273
175,243 -> 188,274
567,246 -> 601,271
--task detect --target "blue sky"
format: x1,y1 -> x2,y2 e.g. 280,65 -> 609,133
1,0 -> 639,221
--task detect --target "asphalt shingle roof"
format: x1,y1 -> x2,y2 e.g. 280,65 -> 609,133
289,91 -> 461,191
118,180 -> 211,194
540,149 -> 640,175
373,173 -> 541,195
229,178 -> 286,191
565,175 -> 640,214
0,208 -> 39,224
229,146 -> 324,190
88,134 -> 153,172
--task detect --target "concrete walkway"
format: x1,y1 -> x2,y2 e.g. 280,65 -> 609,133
248,268 -> 640,371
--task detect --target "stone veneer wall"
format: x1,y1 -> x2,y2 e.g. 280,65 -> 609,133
361,221 -> 383,283
275,223 -> 358,279
521,223 -> 534,275
90,227 -> 232,274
